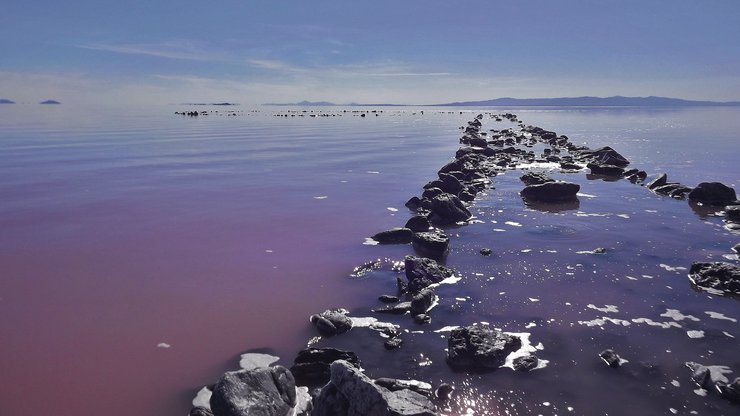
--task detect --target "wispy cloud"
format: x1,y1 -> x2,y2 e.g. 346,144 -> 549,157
76,41 -> 224,61
246,58 -> 454,78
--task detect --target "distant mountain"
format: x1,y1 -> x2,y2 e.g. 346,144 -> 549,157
181,102 -> 239,106
0,98 -> 15,104
263,100 -> 404,107
435,96 -> 740,107
40,99 -> 61,105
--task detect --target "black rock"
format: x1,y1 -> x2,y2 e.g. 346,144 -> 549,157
468,137 -> 488,148
371,228 -> 414,244
404,256 -> 454,293
520,181 -> 580,202
689,262 -> 740,295
588,146 -> 630,166
717,377 -> 740,403
210,366 -> 296,416
310,309 -> 353,336
384,338 -> 404,350
189,407 -> 214,416
375,378 -> 433,397
688,182 -> 738,206
405,216 -> 431,232
397,277 -> 408,295
646,173 -> 668,190
725,206 -> 740,222
410,287 -> 435,314
587,163 -> 625,176
434,384 -> 454,401
290,348 -> 360,385
379,295 -> 400,303
446,325 -> 522,371
428,193 -> 472,224
733,243 -> 740,254
513,355 -> 539,371
405,196 -> 422,210
437,172 -> 464,195
373,302 -> 412,315
560,162 -> 582,170
422,187 -> 445,200
412,231 -> 450,259
599,349 -> 622,368
413,314 -> 431,324
520,172 -> 554,186
480,248 -> 492,256
653,183 -> 693,199
687,362 -> 712,388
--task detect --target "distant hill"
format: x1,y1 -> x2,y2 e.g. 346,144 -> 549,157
181,102 -> 239,106
435,96 -> 740,107
0,98 -> 15,104
263,100 -> 404,107
40,99 -> 61,105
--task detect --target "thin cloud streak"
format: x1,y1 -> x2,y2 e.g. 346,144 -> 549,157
76,42 -> 225,62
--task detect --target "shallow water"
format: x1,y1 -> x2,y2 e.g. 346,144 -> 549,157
0,105 -> 738,415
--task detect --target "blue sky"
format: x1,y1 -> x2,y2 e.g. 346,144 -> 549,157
2,0 -> 739,105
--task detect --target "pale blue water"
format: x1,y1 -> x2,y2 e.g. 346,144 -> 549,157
0,105 -> 738,415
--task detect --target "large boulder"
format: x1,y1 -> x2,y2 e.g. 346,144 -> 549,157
210,366 -> 296,416
312,361 -> 437,416
405,216 -> 431,232
688,262 -> 740,295
410,288 -> 435,314
588,146 -> 630,166
520,181 -> 580,202
290,348 -> 360,385
646,173 -> 668,190
404,256 -> 454,293
688,182 -> 737,206
446,325 -> 522,371
428,193 -> 471,225
411,232 -> 449,259
310,309 -> 353,336
371,228 -> 414,244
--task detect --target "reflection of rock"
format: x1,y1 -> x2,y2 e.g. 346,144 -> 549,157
688,182 -> 738,206
689,200 -> 725,219
210,366 -> 296,416
446,325 -> 521,371
520,181 -> 580,202
523,196 -> 580,213
689,262 -> 740,295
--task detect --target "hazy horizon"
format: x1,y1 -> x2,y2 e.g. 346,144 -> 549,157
2,1 -> 740,106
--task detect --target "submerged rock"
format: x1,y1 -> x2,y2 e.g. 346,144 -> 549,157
520,181 -> 580,202
688,182 -> 738,206
384,338 -> 404,350
371,228 -> 414,244
689,262 -> 740,295
310,309 -> 353,336
412,231 -> 449,259
513,355 -> 540,371
290,348 -> 360,385
373,302 -> 412,315
312,360 -> 437,416
479,248 -> 492,256
210,366 -> 296,416
379,295 -> 400,303
599,349 -> 623,368
446,325 -> 522,371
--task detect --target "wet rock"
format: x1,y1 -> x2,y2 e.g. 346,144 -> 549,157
434,384 -> 454,401
405,216 -> 431,232
587,163 -> 625,176
599,349 -> 623,368
375,378 -> 433,397
290,348 -> 360,385
413,314 -> 431,324
688,262 -> 740,295
587,146 -> 630,167
520,181 -> 580,202
480,248 -> 492,256
312,360 -> 437,416
404,256 -> 454,293
687,362 -> 712,388
446,325 -> 522,371
422,187 -> 444,200
653,183 -> 693,199
310,309 -> 353,336
379,295 -> 400,303
397,277 -> 408,294
560,162 -> 582,170
437,173 -> 464,195
646,173 -> 668,190
725,206 -> 740,222
513,355 -> 539,371
410,287 -> 435,314
372,228 -> 414,244
716,378 -> 740,403
210,366 -> 296,416
688,182 -> 738,206
405,197 -> 422,210
189,407 -> 214,416
428,193 -> 472,224
520,172 -> 554,186
468,136 -> 488,148
733,243 -> 740,254
412,231 -> 449,259
384,338 -> 404,350
373,302 -> 412,315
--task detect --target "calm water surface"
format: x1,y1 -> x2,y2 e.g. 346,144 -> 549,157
0,105 -> 738,415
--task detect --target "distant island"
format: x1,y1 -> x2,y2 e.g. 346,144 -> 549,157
265,96 -> 740,107
40,100 -> 61,105
181,102 -> 239,106
0,98 -> 15,104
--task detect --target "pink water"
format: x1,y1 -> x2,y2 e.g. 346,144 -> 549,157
0,105 -> 738,415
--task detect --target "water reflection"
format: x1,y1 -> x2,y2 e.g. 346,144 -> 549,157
522,197 -> 580,213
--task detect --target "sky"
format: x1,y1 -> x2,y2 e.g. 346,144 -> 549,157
1,0 -> 740,106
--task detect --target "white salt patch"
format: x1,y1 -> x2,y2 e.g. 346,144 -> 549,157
578,317 -> 631,327
521,249 -> 532,253
617,214 -> 630,219
313,196 -> 328,200
575,212 -> 608,217
631,318 -> 682,329
525,322 -> 537,329
694,388 -> 708,397
659,264 -> 688,272
723,331 -> 735,338
455,297 -> 467,302
157,343 -> 171,349
661,309 -> 700,322
671,380 -> 680,387
645,209 -> 658,213
294,387 -> 312,415
239,353 -> 280,370
367,171 -> 380,174
429,274 -> 462,287
576,193 -> 597,198
529,298 -> 540,302
587,304 -> 619,313
192,387 -> 212,410
363,238 -> 379,245
670,408 -> 677,414
543,402 -> 551,406
505,221 -> 522,227
687,330 -> 705,339
493,228 -> 507,232
626,275 -> 638,281
434,326 -> 460,333
502,332 -> 549,370
386,207 -> 398,212
642,275 -> 654,279
705,311 -> 737,322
